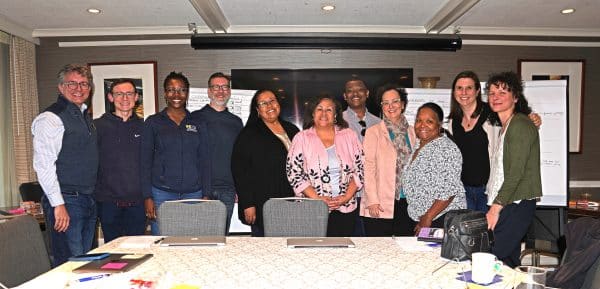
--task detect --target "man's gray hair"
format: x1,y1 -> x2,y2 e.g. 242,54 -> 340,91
57,63 -> 93,86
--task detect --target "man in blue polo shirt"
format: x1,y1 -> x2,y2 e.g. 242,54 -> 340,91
32,64 -> 98,267
94,79 -> 145,243
191,72 -> 243,234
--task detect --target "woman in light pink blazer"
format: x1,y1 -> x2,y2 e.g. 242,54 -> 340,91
361,84 -> 416,236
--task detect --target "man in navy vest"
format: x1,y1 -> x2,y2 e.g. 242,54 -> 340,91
32,64 -> 99,267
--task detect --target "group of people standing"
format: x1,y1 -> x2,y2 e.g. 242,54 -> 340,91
32,63 -> 541,269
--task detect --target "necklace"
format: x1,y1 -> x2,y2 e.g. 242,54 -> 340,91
463,115 -> 476,128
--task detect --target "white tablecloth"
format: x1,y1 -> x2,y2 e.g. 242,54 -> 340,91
17,236 -> 523,289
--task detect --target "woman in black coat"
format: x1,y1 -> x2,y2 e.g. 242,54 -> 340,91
231,89 -> 299,237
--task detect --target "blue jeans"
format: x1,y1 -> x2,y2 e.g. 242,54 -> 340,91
97,201 -> 146,243
150,186 -> 202,235
42,192 -> 97,267
465,185 -> 489,213
206,189 -> 235,235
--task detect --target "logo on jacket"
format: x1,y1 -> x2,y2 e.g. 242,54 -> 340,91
185,124 -> 198,133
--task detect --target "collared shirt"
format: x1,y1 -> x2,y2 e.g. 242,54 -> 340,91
343,108 -> 380,197
32,103 -> 88,207
342,108 -> 381,143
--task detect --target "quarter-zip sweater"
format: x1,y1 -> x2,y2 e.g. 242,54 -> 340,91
140,109 -> 211,198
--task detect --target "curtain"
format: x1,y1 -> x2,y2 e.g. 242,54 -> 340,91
0,31 -> 18,206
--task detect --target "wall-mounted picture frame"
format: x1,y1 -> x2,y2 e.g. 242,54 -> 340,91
518,59 -> 585,153
88,61 -> 158,119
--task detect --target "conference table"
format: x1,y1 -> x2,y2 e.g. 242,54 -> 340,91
17,236 -> 525,289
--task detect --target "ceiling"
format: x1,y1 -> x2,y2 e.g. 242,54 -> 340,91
1,0 -> 599,43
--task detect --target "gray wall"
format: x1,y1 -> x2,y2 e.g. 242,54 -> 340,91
35,37 -> 600,183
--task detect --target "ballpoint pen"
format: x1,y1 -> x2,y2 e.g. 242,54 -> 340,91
154,237 -> 165,244
75,273 -> 111,283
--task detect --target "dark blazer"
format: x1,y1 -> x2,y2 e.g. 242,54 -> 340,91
232,118 -> 299,227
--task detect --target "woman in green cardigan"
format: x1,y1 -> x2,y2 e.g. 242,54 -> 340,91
485,71 -> 542,268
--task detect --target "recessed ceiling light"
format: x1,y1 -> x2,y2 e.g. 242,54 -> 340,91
321,4 -> 335,11
87,8 -> 101,14
561,8 -> 575,14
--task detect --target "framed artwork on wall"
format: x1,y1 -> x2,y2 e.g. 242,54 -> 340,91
88,61 -> 158,119
518,59 -> 585,153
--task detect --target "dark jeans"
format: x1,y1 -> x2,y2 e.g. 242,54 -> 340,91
42,193 -> 97,267
363,198 -> 416,237
352,196 -> 366,237
492,199 -> 537,268
465,185 -> 489,213
97,201 -> 146,243
327,209 -> 357,237
206,189 -> 236,235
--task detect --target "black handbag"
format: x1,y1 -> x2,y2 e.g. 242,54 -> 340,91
441,209 -> 492,261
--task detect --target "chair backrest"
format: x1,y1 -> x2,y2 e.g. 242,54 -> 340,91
158,199 -> 227,236
263,197 -> 328,237
19,181 -> 44,203
0,215 -> 51,287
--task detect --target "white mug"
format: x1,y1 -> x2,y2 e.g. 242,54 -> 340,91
471,252 -> 502,284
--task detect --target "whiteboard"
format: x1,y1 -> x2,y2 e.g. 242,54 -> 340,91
405,80 -> 568,207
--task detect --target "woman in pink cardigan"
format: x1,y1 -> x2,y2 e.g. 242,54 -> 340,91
286,95 -> 364,237
360,84 -> 416,236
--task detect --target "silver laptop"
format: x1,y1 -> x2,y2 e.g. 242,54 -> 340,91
159,236 -> 226,247
287,237 -> 355,248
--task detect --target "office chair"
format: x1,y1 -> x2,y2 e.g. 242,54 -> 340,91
158,199 -> 227,236
520,207 -> 566,267
263,197 -> 328,237
0,215 -> 51,287
546,217 -> 600,289
19,181 -> 44,203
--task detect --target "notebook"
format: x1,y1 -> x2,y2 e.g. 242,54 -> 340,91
72,253 -> 152,273
287,237 -> 355,248
416,227 -> 444,243
158,236 -> 226,247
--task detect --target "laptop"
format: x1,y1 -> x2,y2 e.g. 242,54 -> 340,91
286,237 -> 355,248
159,236 -> 226,247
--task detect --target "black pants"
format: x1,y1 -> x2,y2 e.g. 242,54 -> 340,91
492,199 -> 537,268
362,198 -> 416,237
327,209 -> 357,237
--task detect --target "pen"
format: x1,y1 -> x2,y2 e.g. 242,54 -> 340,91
75,273 -> 111,283
154,237 -> 165,244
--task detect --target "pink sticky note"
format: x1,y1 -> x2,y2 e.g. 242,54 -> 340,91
101,262 -> 128,270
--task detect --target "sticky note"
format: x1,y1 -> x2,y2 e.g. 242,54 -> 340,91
101,262 -> 128,270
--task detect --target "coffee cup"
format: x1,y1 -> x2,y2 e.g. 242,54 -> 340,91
471,252 -> 502,284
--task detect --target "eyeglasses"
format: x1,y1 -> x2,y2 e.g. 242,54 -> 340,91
257,98 -> 277,108
112,91 -> 136,98
381,98 -> 403,107
165,87 -> 188,94
358,120 -> 366,136
63,81 -> 90,90
209,84 -> 230,91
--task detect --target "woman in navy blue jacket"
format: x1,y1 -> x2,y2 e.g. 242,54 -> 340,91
141,71 -> 211,235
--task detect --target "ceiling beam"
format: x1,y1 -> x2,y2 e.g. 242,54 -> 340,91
425,0 -> 480,34
188,0 -> 230,33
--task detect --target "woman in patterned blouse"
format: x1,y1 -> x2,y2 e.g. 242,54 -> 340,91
286,95 -> 364,237
402,102 -> 467,235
